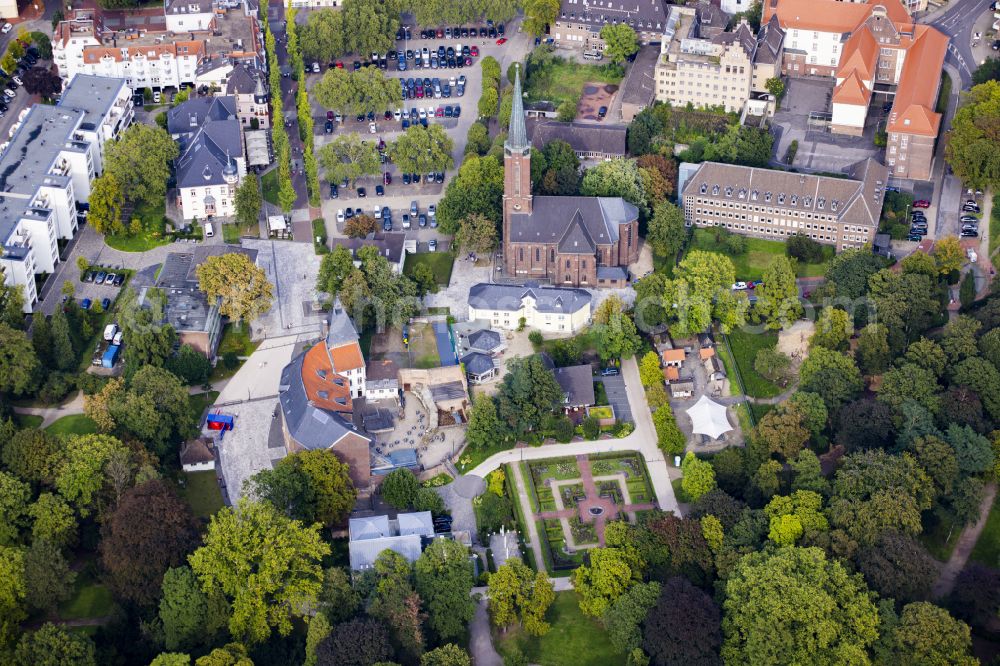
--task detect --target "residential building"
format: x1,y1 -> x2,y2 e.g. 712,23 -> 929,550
179,437 -> 216,472
530,121 -> 627,161
552,0 -> 669,51
551,364 -> 596,411
680,158 -> 888,251
225,63 -> 270,129
502,67 -> 639,288
763,0 -> 946,179
154,245 -> 258,357
0,0 -> 17,20
0,75 -> 132,313
461,352 -> 499,384
169,97 -> 245,222
751,16 -> 785,93
464,329 -> 506,356
329,231 -> 408,275
619,45 -> 659,122
53,0 -> 263,90
655,8 -> 755,114
348,512 -> 436,571
365,359 -> 400,402
468,283 -> 593,334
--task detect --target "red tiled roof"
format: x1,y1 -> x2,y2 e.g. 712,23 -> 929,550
886,25 -> 947,136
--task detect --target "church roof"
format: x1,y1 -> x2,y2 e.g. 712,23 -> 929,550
505,64 -> 528,151
509,196 -> 638,247
558,210 -> 597,254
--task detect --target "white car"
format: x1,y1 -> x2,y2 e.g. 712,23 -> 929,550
153,90 -> 161,103
369,121 -> 377,133
732,281 -> 748,290
418,108 -> 427,119
394,108 -> 402,120
428,204 -> 436,218
336,209 -> 345,223
1,23 -> 11,34
11,76 -> 21,86
448,77 -> 457,87
312,62 -> 320,73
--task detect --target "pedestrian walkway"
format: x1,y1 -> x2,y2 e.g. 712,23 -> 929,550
509,462 -> 547,570
12,391 -> 86,428
932,482 -> 997,599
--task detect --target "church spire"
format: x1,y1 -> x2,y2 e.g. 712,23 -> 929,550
505,64 -> 528,152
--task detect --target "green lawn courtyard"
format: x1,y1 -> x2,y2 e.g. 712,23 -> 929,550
403,252 -> 455,286
180,470 -> 225,519
45,414 -> 98,438
59,568 -> 116,622
722,328 -> 784,399
104,200 -> 172,253
261,169 -> 280,206
523,56 -> 624,109
406,322 -> 442,369
689,228 -> 833,280
494,591 -> 619,666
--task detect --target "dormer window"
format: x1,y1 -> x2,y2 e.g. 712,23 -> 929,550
725,186 -> 734,197
790,195 -> 798,205
831,200 -> 839,212
817,197 -> 825,209
712,185 -> 720,195
317,390 -> 329,399
764,191 -> 772,202
700,183 -> 708,194
804,196 -> 812,207
777,193 -> 786,204
751,189 -> 759,201
316,369 -> 327,379
738,188 -> 747,199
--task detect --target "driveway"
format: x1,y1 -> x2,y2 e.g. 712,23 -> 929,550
599,374 -> 632,423
242,238 -> 325,340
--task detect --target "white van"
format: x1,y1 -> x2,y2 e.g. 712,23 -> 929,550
583,50 -> 603,61
103,323 -> 118,342
204,222 -> 214,238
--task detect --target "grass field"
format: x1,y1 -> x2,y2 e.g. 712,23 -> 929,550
404,252 -> 455,286
724,328 -> 784,399
104,200 -> 171,253
523,58 -> 623,108
407,322 -> 441,369
920,513 -> 960,562
14,414 -> 43,430
991,194 -> 1000,256
188,391 -> 220,424
181,470 -> 224,519
971,493 -> 1000,567
59,570 -> 115,622
261,169 -> 280,205
689,228 -> 833,279
494,591 -> 619,666
45,414 -> 98,438
457,439 -> 512,474
218,322 -> 258,357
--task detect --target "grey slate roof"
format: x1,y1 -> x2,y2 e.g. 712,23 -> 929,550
714,20 -> 757,57
398,511 -> 435,536
349,534 -> 423,570
462,352 -> 495,377
529,121 -> 627,157
348,512 -> 436,569
467,329 -> 502,353
508,196 -> 637,246
468,283 -> 592,315
278,352 -> 371,451
349,515 -> 391,540
558,211 -> 597,254
558,0 -> 668,32
326,305 -> 360,348
58,75 -> 129,130
329,231 -> 406,268
754,15 -> 785,66
156,245 -> 257,334
174,119 -> 242,189
506,65 -> 528,151
167,96 -> 238,137
552,364 -> 596,407
226,63 -> 262,96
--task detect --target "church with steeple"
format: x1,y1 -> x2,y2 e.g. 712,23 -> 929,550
501,66 -> 639,288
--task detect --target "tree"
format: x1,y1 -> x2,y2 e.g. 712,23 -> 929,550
381,468 -> 420,509
580,159 -> 646,212
753,256 -> 802,329
753,348 -> 791,384
194,643 -> 254,666
940,314 -> 981,365
765,490 -> 828,545
28,493 -> 77,549
596,309 -> 642,361
824,248 -> 885,299
946,423 -> 994,474
166,344 -> 213,385
488,560 -> 555,635
878,363 -> 940,416
882,602 -> 977,666
22,539 -> 75,614
318,133 -> 380,186
318,246 -> 356,297
312,66 -> 401,116
367,550 -> 424,661
600,23 -> 639,63
573,547 -> 634,617
637,154 -> 676,204
390,124 -> 455,175
855,323 -> 890,375
765,76 -> 786,100
788,391 -> 828,438
856,532 -> 937,604
415,539 -> 475,641
904,337 -> 948,378
12,623 -> 96,666
188,499 -> 330,644
104,123 -> 179,207
703,124 -> 773,168
22,66 -> 62,99
436,155 -> 504,234
151,655 -> 192,666
298,9 -> 345,62
196,252 -> 273,324
317,566 -> 360,625
100,480 -> 200,606
478,85 -> 499,118
0,471 -> 29,545
960,270 -> 976,307
643,576 -> 721,666
344,214 -> 378,239
810,307 -> 852,351
681,452 -> 717,501
523,0 -> 560,35
638,352 -> 663,388
316,618 -> 393,666
54,434 -> 128,517
835,399 -> 895,452
234,177 -> 262,229
979,327 -> 1000,368
534,139 -> 581,196
652,406 -> 685,456
0,323 -> 38,394
646,201 -> 686,260
465,122 -> 491,156
495,355 -> 563,435
665,250 -> 746,337
798,347 -> 863,413
603,580 -> 660,655
949,562 -> 1000,630
88,171 -> 127,236
790,450 -> 830,496
0,546 -> 26,648
465,395 -> 506,449
454,214 -> 499,256
945,80 -> 1000,189
421,644 -> 470,666
753,404 -> 809,460
160,566 -> 226,652
953,356 -> 1000,421
722,547 -> 879,665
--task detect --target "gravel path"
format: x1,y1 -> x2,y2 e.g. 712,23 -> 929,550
931,482 -> 997,599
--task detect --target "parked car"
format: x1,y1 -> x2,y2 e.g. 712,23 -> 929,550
418,214 -> 427,227
402,213 -> 411,229
1,23 -> 12,34
601,367 -> 619,376
113,274 -> 125,287
375,184 -> 385,196
357,187 -> 367,197
84,271 -> 95,283
961,230 -> 979,238
330,183 -> 339,198
337,209 -> 345,223
428,238 -> 438,251
96,270 -> 107,284
81,298 -> 92,310
101,298 -> 111,310
598,106 -> 608,119
732,281 -> 748,290
912,199 -> 931,208
325,119 -> 334,133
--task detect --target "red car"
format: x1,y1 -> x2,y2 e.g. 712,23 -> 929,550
436,107 -> 444,117
913,199 -> 931,208
335,61 -> 344,69
471,46 -> 479,57
496,37 -> 508,45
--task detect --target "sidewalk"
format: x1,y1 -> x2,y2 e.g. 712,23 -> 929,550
931,482 -> 997,599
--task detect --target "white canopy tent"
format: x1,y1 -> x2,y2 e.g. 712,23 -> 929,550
686,395 -> 733,439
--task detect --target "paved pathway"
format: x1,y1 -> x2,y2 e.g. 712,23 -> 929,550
469,356 -> 680,515
468,598 -> 503,666
12,391 -> 86,428
509,461 -> 547,571
931,482 -> 997,600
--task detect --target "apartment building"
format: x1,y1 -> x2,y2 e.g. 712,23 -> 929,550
0,76 -> 132,313
680,158 -> 888,251
53,0 -> 263,91
225,63 -> 270,129
552,0 -> 669,51
468,283 -> 593,334
764,0 -> 946,179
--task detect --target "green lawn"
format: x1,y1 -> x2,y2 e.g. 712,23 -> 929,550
104,200 -> 171,252
724,328 -> 784,399
45,415 -> 98,438
936,72 -> 952,115
404,252 -> 455,286
689,228 -> 833,279
59,571 -> 115,621
920,513 -> 960,562
218,322 -> 259,357
261,169 -> 280,205
523,58 -> 624,108
14,414 -> 43,430
991,194 -> 1000,256
189,391 -> 220,424
181,470 -> 224,519
971,493 -> 1000,567
494,591 -> 620,666
407,322 -> 441,369
457,440 -> 512,474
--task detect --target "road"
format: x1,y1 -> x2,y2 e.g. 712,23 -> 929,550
266,4 -> 309,211
927,0 -> 992,88
468,355 -> 680,515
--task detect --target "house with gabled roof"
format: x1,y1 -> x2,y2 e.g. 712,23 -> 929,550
468,283 -> 593,333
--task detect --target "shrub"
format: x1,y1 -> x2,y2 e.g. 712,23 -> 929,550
582,416 -> 601,440
528,330 -> 543,348
381,468 -> 420,509
786,233 -> 824,263
724,233 -> 747,255
547,415 -> 575,443
222,351 -> 239,369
